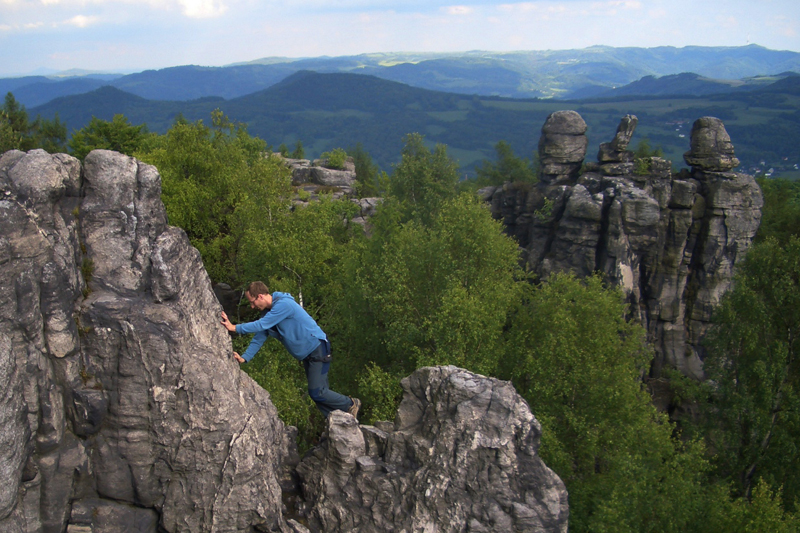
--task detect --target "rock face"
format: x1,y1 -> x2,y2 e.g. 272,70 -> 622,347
0,148 -> 568,532
483,115 -> 762,383
538,110 -> 588,186
0,149 -> 292,532
683,117 -> 740,172
281,155 -> 357,198
296,366 -> 569,533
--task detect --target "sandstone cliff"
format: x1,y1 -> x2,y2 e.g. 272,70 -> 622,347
480,113 -> 763,385
0,148 -> 567,532
0,149 -> 292,532
296,366 -> 568,532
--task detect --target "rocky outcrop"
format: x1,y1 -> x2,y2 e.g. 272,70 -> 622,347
295,366 -> 569,533
538,110 -> 588,186
0,149 -> 292,532
596,114 -> 638,176
280,155 -> 357,198
1,148 -> 567,532
350,197 -> 383,228
482,114 -> 762,383
683,117 -> 739,172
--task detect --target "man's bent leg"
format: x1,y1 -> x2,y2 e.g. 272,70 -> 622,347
303,357 -> 352,417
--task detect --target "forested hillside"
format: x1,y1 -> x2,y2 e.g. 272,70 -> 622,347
16,70 -> 800,178
6,45 -> 800,105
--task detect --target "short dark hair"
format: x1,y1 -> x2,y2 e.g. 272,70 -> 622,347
246,281 -> 270,297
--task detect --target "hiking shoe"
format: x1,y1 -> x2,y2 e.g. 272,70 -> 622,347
348,397 -> 361,419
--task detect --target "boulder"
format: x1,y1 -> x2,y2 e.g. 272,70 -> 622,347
538,110 -> 588,186
597,115 -> 638,175
296,366 -> 569,533
683,116 -> 740,172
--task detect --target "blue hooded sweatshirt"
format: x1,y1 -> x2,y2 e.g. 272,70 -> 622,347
236,292 -> 327,362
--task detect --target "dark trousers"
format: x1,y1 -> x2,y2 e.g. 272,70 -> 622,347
303,341 -> 352,417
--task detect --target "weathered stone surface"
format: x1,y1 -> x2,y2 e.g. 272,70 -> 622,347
0,333 -> 29,521
484,113 -> 762,382
0,149 -> 292,532
683,116 -> 740,171
283,155 -> 356,189
350,197 -> 383,227
538,111 -> 588,186
70,498 -> 159,532
296,366 -> 569,533
597,115 -> 638,176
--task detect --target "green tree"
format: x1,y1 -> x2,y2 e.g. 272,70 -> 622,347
329,191 -> 522,422
502,274 -> 722,532
386,132 -> 459,227
700,237 -> 800,508
69,114 -> 150,160
319,147 -> 347,170
32,113 -> 67,153
475,140 -> 537,186
1,92 -> 66,153
0,110 -> 20,152
138,109 -> 293,285
348,143 -> 386,198
756,177 -> 800,244
291,140 -> 305,159
2,92 -> 32,150
632,137 -> 664,175
240,193 -> 358,309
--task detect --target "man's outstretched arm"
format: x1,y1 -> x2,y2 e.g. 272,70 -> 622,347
221,312 -> 258,364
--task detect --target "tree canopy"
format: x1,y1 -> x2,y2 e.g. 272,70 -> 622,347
1,92 -> 67,153
82,115 -> 800,531
68,114 -> 152,160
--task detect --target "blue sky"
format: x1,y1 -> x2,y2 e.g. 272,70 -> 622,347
0,0 -> 798,77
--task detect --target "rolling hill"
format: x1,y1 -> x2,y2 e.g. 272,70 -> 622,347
7,45 -> 800,108
29,69 -> 800,177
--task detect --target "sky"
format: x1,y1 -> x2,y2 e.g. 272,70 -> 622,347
0,0 -> 798,77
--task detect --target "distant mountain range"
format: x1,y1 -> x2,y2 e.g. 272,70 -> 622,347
27,68 -> 800,177
4,45 -> 800,107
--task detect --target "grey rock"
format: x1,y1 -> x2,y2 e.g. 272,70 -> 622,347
0,333 -> 29,521
541,110 -> 588,135
70,498 -> 159,532
0,149 -> 291,532
610,114 -> 638,151
538,111 -> 588,186
352,197 -> 382,218
283,154 -> 357,190
310,166 -> 356,188
597,115 -> 638,175
212,282 -> 243,321
484,114 -> 762,382
296,366 -> 569,532
683,117 -> 740,171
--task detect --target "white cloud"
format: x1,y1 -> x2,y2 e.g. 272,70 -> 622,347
604,0 -> 641,8
64,14 -> 98,27
177,0 -> 228,18
445,5 -> 473,15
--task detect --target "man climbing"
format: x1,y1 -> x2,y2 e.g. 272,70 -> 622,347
220,281 -> 360,419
